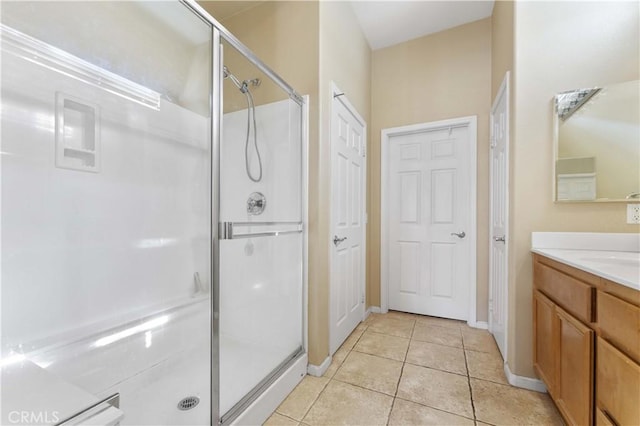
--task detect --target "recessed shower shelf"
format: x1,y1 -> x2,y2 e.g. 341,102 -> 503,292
55,93 -> 100,173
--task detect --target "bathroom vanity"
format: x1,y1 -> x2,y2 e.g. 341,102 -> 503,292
531,233 -> 640,426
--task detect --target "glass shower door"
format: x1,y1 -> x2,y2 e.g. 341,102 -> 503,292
1,2 -> 213,425
218,40 -> 304,422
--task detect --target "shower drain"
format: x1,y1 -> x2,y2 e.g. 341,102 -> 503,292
177,396 -> 200,411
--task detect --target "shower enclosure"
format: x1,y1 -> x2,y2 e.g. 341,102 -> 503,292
0,1 -> 306,425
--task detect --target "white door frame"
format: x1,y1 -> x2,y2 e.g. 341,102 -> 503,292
329,82 -> 367,354
489,72 -> 510,359
381,116 -> 478,326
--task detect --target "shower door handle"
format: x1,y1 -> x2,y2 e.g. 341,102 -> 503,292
333,236 -> 347,246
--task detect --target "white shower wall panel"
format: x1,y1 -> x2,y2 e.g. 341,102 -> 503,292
221,99 -> 302,222
1,55 -> 211,350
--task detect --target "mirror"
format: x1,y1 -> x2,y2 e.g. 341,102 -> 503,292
554,80 -> 640,202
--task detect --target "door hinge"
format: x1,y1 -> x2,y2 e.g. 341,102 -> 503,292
361,293 -> 365,304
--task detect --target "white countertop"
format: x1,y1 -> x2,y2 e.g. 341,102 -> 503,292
532,248 -> 640,290
531,232 -> 640,291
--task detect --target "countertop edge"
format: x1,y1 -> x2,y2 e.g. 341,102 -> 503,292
531,248 -> 640,291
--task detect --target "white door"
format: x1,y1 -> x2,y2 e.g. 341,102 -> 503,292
489,72 -> 510,359
386,119 -> 476,320
330,88 -> 366,354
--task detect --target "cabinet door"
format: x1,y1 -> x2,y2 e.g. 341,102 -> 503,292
533,290 -> 557,396
596,337 -> 640,426
556,306 -> 593,426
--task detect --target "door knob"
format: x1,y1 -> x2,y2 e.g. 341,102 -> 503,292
494,236 -> 506,243
333,235 -> 347,246
450,231 -> 466,239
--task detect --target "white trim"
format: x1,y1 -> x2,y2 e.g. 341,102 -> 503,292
328,82 -> 368,354
231,354 -> 307,425
302,95 -> 310,355
468,320 -> 488,330
380,116 -> 478,323
489,71 -> 510,361
503,362 -> 548,394
307,355 -> 332,377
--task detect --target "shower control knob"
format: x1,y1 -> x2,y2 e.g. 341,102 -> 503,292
247,192 -> 266,215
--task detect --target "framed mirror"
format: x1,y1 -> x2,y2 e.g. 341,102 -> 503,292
553,79 -> 640,202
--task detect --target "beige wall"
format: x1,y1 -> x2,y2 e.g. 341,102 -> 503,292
491,0 -> 514,100
370,18 -> 492,320
510,1 -> 640,377
201,0 -> 371,366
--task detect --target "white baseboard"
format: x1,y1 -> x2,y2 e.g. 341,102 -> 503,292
232,354 -> 307,425
504,362 -> 547,393
368,306 -> 382,314
467,320 -> 488,330
307,355 -> 331,377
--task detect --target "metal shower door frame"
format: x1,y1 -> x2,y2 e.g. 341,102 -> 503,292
179,1 -> 306,424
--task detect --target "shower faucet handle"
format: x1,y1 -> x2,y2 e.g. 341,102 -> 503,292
247,192 -> 266,215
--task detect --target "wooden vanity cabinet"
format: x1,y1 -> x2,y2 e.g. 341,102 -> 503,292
533,254 -> 639,426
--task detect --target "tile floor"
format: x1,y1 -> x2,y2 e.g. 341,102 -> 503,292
264,311 -> 563,426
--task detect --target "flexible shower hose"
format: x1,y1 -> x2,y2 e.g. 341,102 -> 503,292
244,89 -> 262,182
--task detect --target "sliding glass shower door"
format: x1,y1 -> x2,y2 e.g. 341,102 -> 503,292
1,2 -> 213,425
218,39 -> 305,423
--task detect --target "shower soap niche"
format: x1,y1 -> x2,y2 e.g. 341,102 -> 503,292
55,93 -> 100,172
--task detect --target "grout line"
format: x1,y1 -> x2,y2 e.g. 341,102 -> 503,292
394,396 -> 477,422
331,376 -> 398,399
468,375 -> 514,388
462,336 -> 478,423
294,373 -> 332,422
361,329 -> 413,340
410,338 -> 464,350
403,361 -> 468,378
386,395 -> 398,426
385,318 -> 416,426
270,412 -> 301,424
464,347 -> 501,356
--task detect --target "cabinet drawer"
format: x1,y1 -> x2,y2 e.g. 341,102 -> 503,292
534,262 -> 593,324
598,291 -> 640,363
596,337 -> 640,426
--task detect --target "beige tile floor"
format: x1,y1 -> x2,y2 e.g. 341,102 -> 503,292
264,311 -> 563,426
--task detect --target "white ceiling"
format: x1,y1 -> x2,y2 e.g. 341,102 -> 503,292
350,1 -> 495,50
